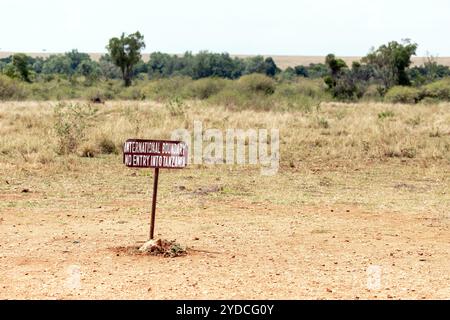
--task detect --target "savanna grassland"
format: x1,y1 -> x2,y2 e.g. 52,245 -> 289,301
0,100 -> 449,299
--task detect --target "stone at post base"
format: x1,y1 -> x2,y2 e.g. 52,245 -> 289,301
139,239 -> 162,253
138,239 -> 187,257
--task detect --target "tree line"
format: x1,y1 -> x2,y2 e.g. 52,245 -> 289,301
1,32 -> 450,100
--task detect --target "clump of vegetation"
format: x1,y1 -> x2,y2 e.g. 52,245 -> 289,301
0,75 -> 26,100
378,110 -> 395,120
98,137 -> 118,154
422,78 -> 450,100
53,102 -> 98,155
166,96 -> 186,117
79,142 -> 98,158
385,86 -> 421,104
317,117 -> 330,129
186,78 -> 228,99
237,74 -> 275,95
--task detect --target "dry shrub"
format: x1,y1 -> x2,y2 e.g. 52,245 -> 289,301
53,102 -> 98,155
98,137 -> 118,154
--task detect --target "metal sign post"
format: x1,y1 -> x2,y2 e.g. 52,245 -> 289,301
123,139 -> 188,240
150,167 -> 159,240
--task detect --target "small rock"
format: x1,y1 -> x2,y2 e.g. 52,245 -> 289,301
139,239 -> 162,253
326,288 -> 333,293
21,188 -> 30,193
193,237 -> 200,241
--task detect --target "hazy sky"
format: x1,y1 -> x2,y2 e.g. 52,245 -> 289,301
1,0 -> 449,56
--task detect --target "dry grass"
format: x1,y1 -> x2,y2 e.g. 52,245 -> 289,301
0,100 -> 449,214
1,100 -> 449,168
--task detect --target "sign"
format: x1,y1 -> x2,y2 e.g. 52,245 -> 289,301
123,139 -> 188,169
123,139 -> 188,240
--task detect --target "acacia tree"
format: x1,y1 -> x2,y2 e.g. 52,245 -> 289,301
107,31 -> 145,86
324,54 -> 348,90
362,39 -> 417,90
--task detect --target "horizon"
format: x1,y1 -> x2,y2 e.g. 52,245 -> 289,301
1,51 -> 449,69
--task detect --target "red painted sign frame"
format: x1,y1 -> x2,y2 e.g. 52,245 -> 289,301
123,139 -> 188,169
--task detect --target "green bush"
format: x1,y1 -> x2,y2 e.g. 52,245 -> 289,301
186,78 -> 228,99
0,75 -> 27,100
385,86 -> 421,104
422,78 -> 450,100
237,74 -> 275,95
378,110 -> 395,120
143,77 -> 191,101
275,78 -> 327,99
207,87 -> 248,108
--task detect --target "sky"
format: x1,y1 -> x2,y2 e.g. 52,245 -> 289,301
1,0 -> 449,56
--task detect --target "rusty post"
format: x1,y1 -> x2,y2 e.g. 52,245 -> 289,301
150,167 -> 159,240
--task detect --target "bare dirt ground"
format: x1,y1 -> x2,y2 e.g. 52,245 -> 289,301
0,160 -> 449,300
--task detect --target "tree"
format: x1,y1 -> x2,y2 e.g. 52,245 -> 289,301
244,56 -> 280,77
147,52 -> 176,78
42,54 -> 72,75
263,57 -> 279,77
76,60 -> 101,83
98,54 -> 122,79
362,40 -> 417,90
12,53 -> 32,82
324,54 -> 348,90
408,55 -> 450,85
65,49 -> 91,71
325,54 -> 347,76
107,31 -> 146,86
191,51 -> 243,79
294,65 -> 309,77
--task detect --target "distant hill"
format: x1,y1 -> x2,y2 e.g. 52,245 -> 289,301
1,52 -> 450,69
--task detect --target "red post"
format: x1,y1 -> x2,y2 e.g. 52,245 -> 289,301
150,168 -> 159,240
